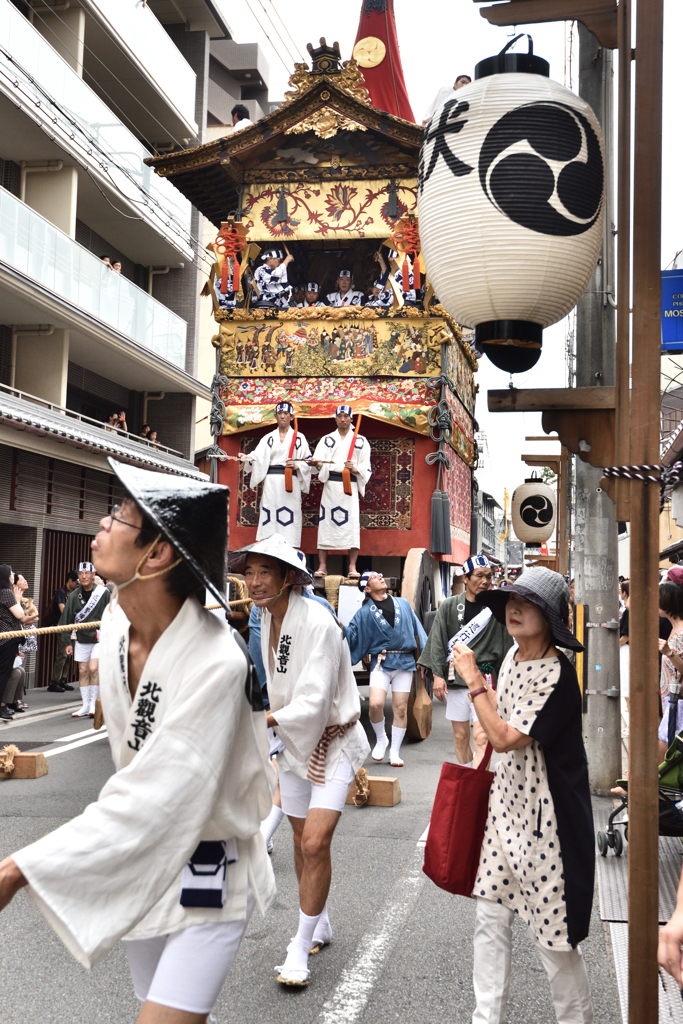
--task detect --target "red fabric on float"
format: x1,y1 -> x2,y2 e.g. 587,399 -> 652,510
353,0 -> 415,123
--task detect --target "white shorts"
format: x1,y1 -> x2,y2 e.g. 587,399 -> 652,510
279,752 -> 355,819
124,891 -> 254,1014
74,641 -> 100,663
369,667 -> 413,694
446,687 -> 479,723
269,728 -> 286,758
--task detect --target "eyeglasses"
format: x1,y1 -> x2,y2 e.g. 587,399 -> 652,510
107,504 -> 143,531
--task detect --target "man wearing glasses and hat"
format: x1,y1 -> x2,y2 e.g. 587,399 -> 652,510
310,405 -> 372,578
325,269 -> 364,307
239,401 -> 311,548
0,460 -> 276,1024
254,248 -> 294,307
59,560 -> 110,718
231,534 -> 370,988
418,554 -> 514,767
297,282 -> 325,308
345,571 -> 427,766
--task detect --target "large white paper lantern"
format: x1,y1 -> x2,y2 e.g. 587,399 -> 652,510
511,473 -> 556,543
417,36 -> 605,372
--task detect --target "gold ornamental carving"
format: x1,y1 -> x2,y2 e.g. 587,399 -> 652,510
283,59 -> 371,106
285,107 -> 368,140
353,36 -> 386,68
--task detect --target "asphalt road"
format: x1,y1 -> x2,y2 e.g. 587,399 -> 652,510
0,691 -> 620,1024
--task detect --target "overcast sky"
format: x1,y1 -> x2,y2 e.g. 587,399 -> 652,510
218,0 -> 683,507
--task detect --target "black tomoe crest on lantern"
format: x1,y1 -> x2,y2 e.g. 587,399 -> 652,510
417,35 -> 605,373
511,473 -> 556,544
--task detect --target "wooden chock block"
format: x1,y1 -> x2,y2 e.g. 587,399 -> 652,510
346,774 -> 401,807
1,753 -> 49,779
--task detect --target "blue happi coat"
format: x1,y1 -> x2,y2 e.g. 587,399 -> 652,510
345,596 -> 428,673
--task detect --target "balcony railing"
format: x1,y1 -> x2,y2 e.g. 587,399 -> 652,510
0,0 -> 192,251
0,186 -> 187,368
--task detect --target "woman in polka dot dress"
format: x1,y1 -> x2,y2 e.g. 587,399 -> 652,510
451,567 -> 594,1024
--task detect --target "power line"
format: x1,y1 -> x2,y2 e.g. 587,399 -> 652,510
254,0 -> 297,67
268,1 -> 307,63
243,0 -> 291,74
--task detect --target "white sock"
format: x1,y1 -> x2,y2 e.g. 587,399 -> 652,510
311,902 -> 333,948
391,726 -> 406,757
371,718 -> 389,758
295,908 -> 321,951
88,685 -> 100,714
72,686 -> 90,717
276,909 -> 320,980
260,804 -> 284,846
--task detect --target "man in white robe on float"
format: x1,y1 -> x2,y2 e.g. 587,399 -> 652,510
240,401 -> 311,548
230,534 -> 370,988
310,404 -> 371,578
0,459 -> 275,1024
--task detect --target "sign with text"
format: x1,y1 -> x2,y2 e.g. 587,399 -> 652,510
662,269 -> 683,350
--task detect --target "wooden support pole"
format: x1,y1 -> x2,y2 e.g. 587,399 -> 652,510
628,0 -> 663,1018
614,0 -> 632,521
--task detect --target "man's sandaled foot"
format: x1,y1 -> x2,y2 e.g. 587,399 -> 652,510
390,752 -> 404,767
310,920 -> 333,954
372,735 -> 389,761
275,939 -> 311,986
347,571 -> 360,578
314,570 -> 326,578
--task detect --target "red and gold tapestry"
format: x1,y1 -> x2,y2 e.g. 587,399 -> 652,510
443,448 -> 472,548
242,179 -> 418,240
235,435 -> 414,530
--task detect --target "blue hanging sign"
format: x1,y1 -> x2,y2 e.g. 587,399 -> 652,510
662,269 -> 683,351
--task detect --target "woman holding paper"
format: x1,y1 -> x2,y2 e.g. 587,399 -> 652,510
418,555 -> 513,767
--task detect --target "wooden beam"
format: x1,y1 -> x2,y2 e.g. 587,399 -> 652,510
524,436 -> 560,441
476,0 -> 618,48
488,387 -> 615,413
521,454 -> 561,468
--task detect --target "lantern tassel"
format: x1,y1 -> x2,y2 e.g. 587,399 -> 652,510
232,259 -> 240,293
220,258 -> 229,294
402,255 -> 410,291
413,254 -> 421,291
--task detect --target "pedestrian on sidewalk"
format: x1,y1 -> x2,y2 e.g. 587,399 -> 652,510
46,570 -> 79,692
59,561 -> 110,718
0,565 -> 38,721
345,570 -> 427,766
3,651 -> 27,713
451,567 -> 594,1024
0,459 -> 275,1024
233,533 -> 370,987
418,554 -> 513,768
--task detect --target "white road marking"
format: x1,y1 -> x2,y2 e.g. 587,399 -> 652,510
55,727 -> 107,743
43,732 -> 108,757
417,823 -> 430,847
0,706 -> 80,729
318,845 -> 426,1024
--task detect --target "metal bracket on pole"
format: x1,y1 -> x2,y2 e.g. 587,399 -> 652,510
585,619 -> 620,630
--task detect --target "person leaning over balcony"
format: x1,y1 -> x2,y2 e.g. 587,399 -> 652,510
0,565 -> 38,722
232,103 -> 253,132
139,424 -> 151,442
112,261 -> 122,274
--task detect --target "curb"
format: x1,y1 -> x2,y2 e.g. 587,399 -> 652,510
0,702 -> 81,727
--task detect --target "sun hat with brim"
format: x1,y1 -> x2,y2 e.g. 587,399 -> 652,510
476,566 -> 583,652
108,458 -> 230,613
227,534 -> 312,587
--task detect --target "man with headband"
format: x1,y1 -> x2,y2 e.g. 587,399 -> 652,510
59,560 -> 110,718
0,460 -> 275,1024
345,571 -> 427,766
418,555 -> 513,767
232,534 -> 370,988
310,405 -> 372,578
297,282 -> 325,308
239,401 -> 311,548
254,247 -> 294,308
325,269 -> 364,307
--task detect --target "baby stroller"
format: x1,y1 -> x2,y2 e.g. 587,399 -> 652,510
596,730 -> 683,857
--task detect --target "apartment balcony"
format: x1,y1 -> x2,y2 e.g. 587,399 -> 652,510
0,0 -> 193,264
0,384 -> 204,478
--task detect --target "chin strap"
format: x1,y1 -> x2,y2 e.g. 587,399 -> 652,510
113,534 -> 182,603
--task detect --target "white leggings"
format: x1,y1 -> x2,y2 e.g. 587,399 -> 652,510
472,897 -> 593,1024
124,893 -> 254,1015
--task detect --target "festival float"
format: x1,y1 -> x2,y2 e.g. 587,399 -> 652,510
145,4 -> 477,632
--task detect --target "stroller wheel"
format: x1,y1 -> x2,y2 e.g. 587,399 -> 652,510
613,830 -> 623,856
597,831 -> 609,857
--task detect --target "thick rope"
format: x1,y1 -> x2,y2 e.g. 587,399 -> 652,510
0,600 -> 252,641
602,460 -> 683,511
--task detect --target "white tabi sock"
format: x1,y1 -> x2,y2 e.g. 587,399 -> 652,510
275,909 -> 320,983
71,686 -> 90,717
88,685 -> 100,715
311,902 -> 333,950
390,726 -> 407,766
260,804 -> 284,846
371,718 -> 389,760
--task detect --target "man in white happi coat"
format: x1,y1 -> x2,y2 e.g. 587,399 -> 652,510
0,460 -> 275,1024
60,560 -> 111,718
310,405 -> 371,578
325,269 -> 364,307
254,247 -> 294,308
297,281 -> 325,308
231,534 -> 370,988
239,401 -> 311,548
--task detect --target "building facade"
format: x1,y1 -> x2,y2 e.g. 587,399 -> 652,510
0,0 -> 268,685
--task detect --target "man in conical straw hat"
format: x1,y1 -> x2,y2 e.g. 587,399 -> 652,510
231,533 -> 370,987
0,459 -> 275,1024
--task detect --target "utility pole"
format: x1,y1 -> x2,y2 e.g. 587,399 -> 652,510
574,25 -> 621,794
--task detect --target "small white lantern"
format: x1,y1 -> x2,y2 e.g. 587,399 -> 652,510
511,473 -> 556,543
418,35 -> 605,372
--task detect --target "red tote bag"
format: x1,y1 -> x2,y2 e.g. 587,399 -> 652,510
423,742 -> 494,896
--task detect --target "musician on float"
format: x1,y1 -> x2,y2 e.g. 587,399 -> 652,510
239,402 -> 311,548
254,248 -> 294,308
309,405 -> 371,578
325,270 -> 364,308
297,282 -> 325,308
